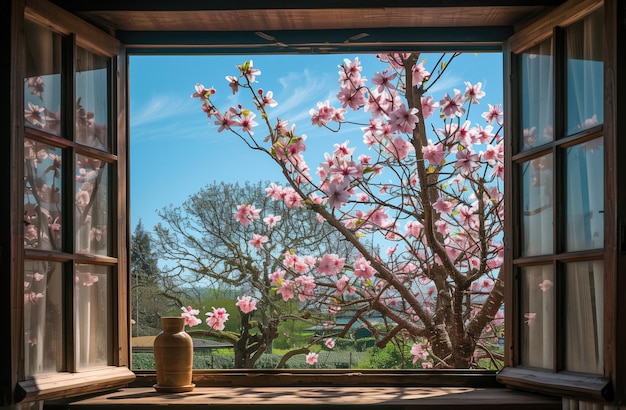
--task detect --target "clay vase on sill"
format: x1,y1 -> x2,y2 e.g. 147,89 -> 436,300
153,316 -> 195,393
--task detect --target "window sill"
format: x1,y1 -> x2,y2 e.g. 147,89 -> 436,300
45,386 -> 562,409
497,367 -> 612,403
16,366 -> 136,404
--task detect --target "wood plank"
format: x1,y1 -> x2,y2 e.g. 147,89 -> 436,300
47,387 -> 562,409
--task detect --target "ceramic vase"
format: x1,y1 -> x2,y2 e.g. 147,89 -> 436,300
153,316 -> 195,393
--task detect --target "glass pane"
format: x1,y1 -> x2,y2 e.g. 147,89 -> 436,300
76,47 -> 110,150
24,260 -> 63,376
565,138 -> 604,251
565,261 -> 603,374
520,266 -> 554,369
24,139 -> 63,251
75,155 -> 109,255
520,38 -> 553,151
76,264 -> 110,368
521,154 -> 553,256
566,8 -> 604,135
24,20 -> 62,136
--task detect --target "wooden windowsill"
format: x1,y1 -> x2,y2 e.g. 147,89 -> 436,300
45,386 -> 562,409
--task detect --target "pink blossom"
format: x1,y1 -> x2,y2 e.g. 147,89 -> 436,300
410,342 -> 428,363
482,104 -> 503,125
237,60 -> 261,82
236,295 -> 258,314
538,279 -> 553,292
388,105 -> 419,134
325,338 -> 336,349
421,361 -> 434,369
233,111 -> 258,134
249,234 -> 269,249
422,140 -> 446,166
420,95 -> 439,119
411,61 -> 431,86
305,352 -> 319,365
405,220 -> 423,237
353,255 -> 375,279
263,214 -> 282,228
324,180 -> 351,209
386,136 -> 414,160
439,89 -> 466,118
335,274 -> 355,296
225,75 -> 239,94
317,253 -> 346,276
276,280 -> 295,301
433,197 -> 454,215
463,81 -> 485,104
295,275 -> 316,302
268,268 -> 286,286
181,306 -> 202,327
524,312 -> 536,327
206,307 -> 229,331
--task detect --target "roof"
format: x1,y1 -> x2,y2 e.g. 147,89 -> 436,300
48,0 -> 568,53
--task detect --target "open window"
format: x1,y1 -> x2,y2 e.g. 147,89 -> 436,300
12,3 -> 134,404
498,0 -> 623,403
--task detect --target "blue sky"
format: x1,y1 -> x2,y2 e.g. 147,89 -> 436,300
129,53 -> 503,232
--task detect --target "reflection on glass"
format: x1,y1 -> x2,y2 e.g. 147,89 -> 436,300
521,266 -> 554,369
75,155 -> 109,255
24,20 -> 62,136
76,47 -> 109,150
565,261 -> 603,374
566,8 -> 604,135
24,139 -> 62,251
76,264 -> 109,369
521,154 -> 553,256
520,38 -> 553,151
566,138 -> 604,251
24,260 -> 63,376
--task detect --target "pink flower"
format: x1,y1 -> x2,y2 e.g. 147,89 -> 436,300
388,105 -> 419,134
353,255 -> 375,279
524,312 -> 536,327
317,253 -> 346,276
463,81 -> 485,104
305,352 -> 319,365
235,295 -> 258,314
433,197 -> 454,215
324,180 -> 351,209
410,342 -> 428,364
181,306 -> 202,327
538,279 -> 553,292
325,338 -> 336,349
420,95 -> 439,119
411,61 -> 430,86
482,104 -> 503,125
276,280 -> 295,301
422,140 -> 446,166
249,234 -> 269,249
263,214 -> 282,228
439,89 -> 466,118
237,60 -> 261,82
206,307 -> 229,331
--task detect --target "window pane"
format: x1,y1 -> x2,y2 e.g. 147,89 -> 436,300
521,154 -> 553,256
75,155 -> 109,255
565,261 -> 603,374
520,266 -> 554,369
24,21 -> 62,136
76,47 -> 110,151
24,139 -> 63,251
566,8 -> 604,135
24,260 -> 64,376
565,138 -> 604,251
520,39 -> 553,151
76,264 -> 110,368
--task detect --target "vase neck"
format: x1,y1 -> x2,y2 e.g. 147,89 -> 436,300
161,317 -> 185,332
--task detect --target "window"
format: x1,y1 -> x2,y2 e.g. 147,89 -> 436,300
15,14 -> 134,403
498,3 -> 612,402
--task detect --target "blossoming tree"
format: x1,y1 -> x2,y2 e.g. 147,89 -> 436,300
192,53 -> 505,369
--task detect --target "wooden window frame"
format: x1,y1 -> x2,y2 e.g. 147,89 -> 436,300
9,0 -> 134,404
497,0 -> 626,404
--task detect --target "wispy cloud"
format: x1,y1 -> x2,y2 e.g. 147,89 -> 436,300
130,93 -> 195,128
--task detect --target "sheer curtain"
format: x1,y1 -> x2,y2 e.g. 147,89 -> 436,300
562,6 -> 604,375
